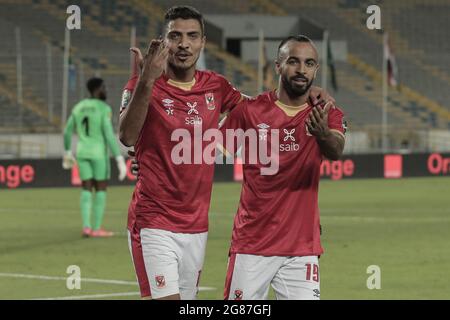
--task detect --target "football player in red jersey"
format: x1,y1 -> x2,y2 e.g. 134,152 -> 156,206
120,6 -> 337,300
222,35 -> 346,300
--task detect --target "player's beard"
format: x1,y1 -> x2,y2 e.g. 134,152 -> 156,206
282,73 -> 313,98
99,92 -> 107,101
168,53 -> 199,73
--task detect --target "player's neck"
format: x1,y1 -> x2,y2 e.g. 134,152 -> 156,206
166,66 -> 196,83
276,87 -> 309,107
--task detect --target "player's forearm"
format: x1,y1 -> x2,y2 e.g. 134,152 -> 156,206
63,117 -> 74,151
119,79 -> 154,147
316,130 -> 345,161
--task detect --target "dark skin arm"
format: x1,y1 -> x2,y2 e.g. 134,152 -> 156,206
306,103 -> 345,161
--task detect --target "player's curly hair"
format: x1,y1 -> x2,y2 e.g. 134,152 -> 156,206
164,5 -> 205,36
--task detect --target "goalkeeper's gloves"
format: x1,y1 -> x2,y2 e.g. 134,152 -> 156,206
116,155 -> 127,181
62,150 -> 76,169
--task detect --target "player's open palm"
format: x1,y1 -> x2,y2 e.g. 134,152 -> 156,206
130,39 -> 169,82
306,102 -> 332,140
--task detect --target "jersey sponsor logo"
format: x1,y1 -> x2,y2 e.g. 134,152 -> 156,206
234,289 -> 243,300
155,275 -> 166,288
257,123 -> 270,141
185,101 -> 202,125
187,101 -> 199,115
280,128 -> 300,152
205,93 -> 215,110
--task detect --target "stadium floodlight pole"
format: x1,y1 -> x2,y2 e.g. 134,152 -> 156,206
15,27 -> 23,158
321,30 -> 329,92
257,29 -> 264,93
61,27 -> 71,132
46,42 -> 54,125
382,32 -> 388,153
78,61 -> 85,100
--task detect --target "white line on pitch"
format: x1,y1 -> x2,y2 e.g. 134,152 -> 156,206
31,292 -> 140,300
0,272 -> 216,291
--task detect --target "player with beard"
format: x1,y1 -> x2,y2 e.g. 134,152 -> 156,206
63,77 -> 127,238
119,6 -> 336,300
222,35 -> 346,300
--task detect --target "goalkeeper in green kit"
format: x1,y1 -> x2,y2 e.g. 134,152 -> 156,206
63,77 -> 127,238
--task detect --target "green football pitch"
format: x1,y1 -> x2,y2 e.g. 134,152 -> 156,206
1,177 -> 449,300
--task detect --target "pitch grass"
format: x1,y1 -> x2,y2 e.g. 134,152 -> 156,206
0,177 -> 449,299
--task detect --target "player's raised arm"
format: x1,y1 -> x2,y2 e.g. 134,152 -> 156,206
306,102 -> 345,161
119,39 -> 169,147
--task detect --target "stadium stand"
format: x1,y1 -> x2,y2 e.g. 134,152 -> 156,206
0,0 -> 448,151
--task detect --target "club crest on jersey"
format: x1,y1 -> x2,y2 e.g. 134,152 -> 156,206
185,101 -> 202,125
234,289 -> 243,300
280,128 -> 299,152
205,92 -> 215,110
155,275 -> 166,288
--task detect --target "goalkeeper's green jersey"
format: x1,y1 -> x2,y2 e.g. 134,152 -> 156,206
63,98 -> 121,159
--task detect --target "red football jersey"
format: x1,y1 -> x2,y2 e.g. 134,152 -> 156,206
121,70 -> 241,232
222,91 -> 345,256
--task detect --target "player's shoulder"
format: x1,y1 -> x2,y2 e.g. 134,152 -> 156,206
72,99 -> 88,112
245,90 -> 273,107
98,100 -> 112,112
329,104 -> 345,117
197,69 -> 228,84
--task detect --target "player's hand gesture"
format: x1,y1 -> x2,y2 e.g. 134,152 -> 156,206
306,102 -> 332,140
130,39 -> 169,83
309,86 -> 336,107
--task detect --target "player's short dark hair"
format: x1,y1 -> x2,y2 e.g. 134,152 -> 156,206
86,77 -> 103,95
164,5 -> 205,35
277,35 -> 315,60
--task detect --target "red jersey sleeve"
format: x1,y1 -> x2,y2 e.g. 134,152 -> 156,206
218,74 -> 242,113
327,105 -> 346,135
119,74 -> 138,116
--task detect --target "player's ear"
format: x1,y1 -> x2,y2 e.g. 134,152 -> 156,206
275,59 -> 281,75
201,35 -> 206,50
313,64 -> 320,79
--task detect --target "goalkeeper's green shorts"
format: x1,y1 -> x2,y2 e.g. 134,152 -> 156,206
77,157 -> 111,181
